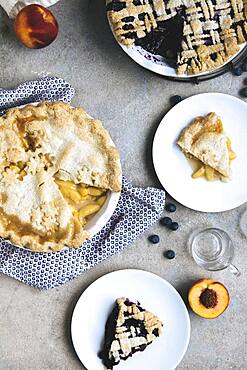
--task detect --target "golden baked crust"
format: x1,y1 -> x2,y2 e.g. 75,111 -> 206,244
0,101 -> 121,252
177,112 -> 230,177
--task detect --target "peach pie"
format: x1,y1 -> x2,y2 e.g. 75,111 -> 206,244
177,112 -> 236,181
0,102 -> 121,252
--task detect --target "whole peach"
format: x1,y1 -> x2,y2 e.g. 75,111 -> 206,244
14,4 -> 58,49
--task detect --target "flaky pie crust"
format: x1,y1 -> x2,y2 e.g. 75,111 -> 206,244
177,112 -> 230,177
0,101 -> 121,252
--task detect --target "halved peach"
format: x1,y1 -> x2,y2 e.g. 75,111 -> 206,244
188,278 -> 229,319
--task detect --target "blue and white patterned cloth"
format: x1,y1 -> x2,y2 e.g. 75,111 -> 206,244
0,77 -> 166,289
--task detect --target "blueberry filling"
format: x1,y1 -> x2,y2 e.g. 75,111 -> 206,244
124,299 -> 133,306
135,14 -> 184,66
210,53 -> 218,61
124,317 -> 148,337
122,16 -> 135,22
123,24 -> 135,30
152,328 -> 159,336
106,1 -> 126,12
98,304 -> 119,368
138,13 -> 147,20
124,31 -> 137,39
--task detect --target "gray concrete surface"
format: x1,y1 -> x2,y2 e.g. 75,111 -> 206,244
0,1 -> 247,369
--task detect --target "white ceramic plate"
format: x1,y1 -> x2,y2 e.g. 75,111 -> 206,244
71,269 -> 190,370
152,93 -> 247,213
107,15 -> 246,79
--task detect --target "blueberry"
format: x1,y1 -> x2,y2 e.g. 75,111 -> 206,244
170,95 -> 182,105
165,250 -> 176,259
169,222 -> 179,231
148,234 -> 160,244
160,217 -> 172,226
240,87 -> 247,97
166,203 -> 176,212
242,62 -> 247,72
232,67 -> 242,76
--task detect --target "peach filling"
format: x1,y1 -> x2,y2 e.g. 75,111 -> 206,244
190,137 -> 236,181
54,179 -> 107,226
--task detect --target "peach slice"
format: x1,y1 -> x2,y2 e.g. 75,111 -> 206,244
14,4 -> 58,49
188,278 -> 229,319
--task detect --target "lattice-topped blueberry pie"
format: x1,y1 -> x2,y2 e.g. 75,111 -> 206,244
99,297 -> 163,368
106,0 -> 247,74
0,102 -> 121,252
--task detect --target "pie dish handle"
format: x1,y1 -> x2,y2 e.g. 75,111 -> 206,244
228,263 -> 241,277
0,0 -> 60,18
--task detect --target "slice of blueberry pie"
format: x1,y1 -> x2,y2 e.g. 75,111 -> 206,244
99,297 -> 163,368
106,0 -> 247,74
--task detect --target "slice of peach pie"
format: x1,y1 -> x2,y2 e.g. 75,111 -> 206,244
177,112 -> 236,181
0,102 -> 121,252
